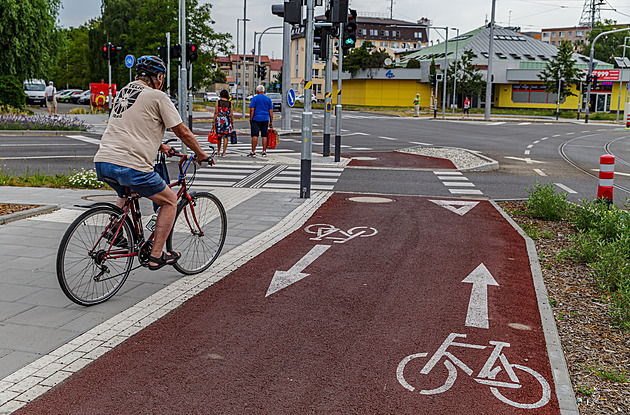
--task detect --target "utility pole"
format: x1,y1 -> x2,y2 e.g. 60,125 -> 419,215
281,21 -> 292,131
484,0 -> 497,120
335,23 -> 343,163
178,0 -> 188,153
441,27 -> 448,119
166,32 -> 171,96
323,27 -> 333,157
300,0 -> 314,198
616,37 -> 629,123
242,0 -> 247,119
452,28 -> 459,114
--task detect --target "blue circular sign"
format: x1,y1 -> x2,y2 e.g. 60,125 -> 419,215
287,88 -> 296,108
125,55 -> 135,68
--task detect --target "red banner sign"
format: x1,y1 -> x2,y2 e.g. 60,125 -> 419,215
583,69 -> 620,81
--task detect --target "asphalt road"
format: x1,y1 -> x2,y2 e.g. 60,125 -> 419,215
2,108 -> 628,203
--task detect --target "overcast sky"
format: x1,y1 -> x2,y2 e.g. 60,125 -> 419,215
58,0 -> 630,57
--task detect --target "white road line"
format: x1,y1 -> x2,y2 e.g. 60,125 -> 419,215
582,130 -> 590,133
487,122 -> 506,125
540,137 -> 548,141
409,141 -> 432,146
379,136 -> 398,141
350,147 -> 373,150
524,150 -> 531,155
433,171 -> 462,175
518,122 -> 531,125
533,169 -> 547,176
66,135 -> 101,145
449,189 -> 483,195
555,183 -> 577,194
527,144 -> 534,149
438,176 -> 469,181
443,182 -> 476,187
566,132 -> 575,135
345,132 -> 370,136
533,141 -> 540,144
553,134 -> 561,137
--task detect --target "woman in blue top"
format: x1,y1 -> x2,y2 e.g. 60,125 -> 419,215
248,85 -> 273,157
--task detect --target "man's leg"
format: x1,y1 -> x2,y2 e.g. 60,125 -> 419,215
47,102 -> 52,116
147,187 -> 178,265
262,136 -> 268,152
53,100 -> 57,116
251,136 -> 258,153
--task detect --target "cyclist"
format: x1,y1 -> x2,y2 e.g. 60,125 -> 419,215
94,55 -> 210,271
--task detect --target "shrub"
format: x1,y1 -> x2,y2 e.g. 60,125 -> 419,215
0,114 -> 88,131
569,199 -> 630,241
0,76 -> 26,109
566,229 -> 604,263
68,169 -> 104,189
526,181 -> 568,220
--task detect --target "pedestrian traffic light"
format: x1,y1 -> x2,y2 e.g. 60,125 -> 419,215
592,75 -> 598,86
430,74 -> 436,87
171,44 -> 182,60
329,0 -> 349,23
271,0 -> 301,25
559,80 -> 566,95
342,9 -> 357,54
158,45 -> 168,62
257,65 -> 267,80
186,43 -> 198,62
313,26 -> 329,60
109,44 -> 121,63
102,44 -> 109,60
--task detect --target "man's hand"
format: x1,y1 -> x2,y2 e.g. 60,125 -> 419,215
195,150 -> 212,165
159,143 -> 175,156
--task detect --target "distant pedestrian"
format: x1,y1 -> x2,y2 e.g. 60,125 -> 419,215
212,89 -> 234,157
413,93 -> 420,117
248,85 -> 273,157
45,81 -> 57,116
463,96 -> 471,119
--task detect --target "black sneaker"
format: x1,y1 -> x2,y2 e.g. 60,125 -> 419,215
104,229 -> 128,249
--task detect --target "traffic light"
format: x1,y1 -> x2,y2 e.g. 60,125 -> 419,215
171,44 -> 182,60
158,45 -> 168,62
186,43 -> 198,62
342,9 -> 357,54
559,80 -> 566,95
102,43 -> 109,60
329,0 -> 349,23
592,75 -> 599,86
430,74 -> 436,87
109,44 -> 121,63
313,26 -> 329,60
257,65 -> 267,80
271,0 -> 301,25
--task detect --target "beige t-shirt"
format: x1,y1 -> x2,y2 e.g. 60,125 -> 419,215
94,81 -> 182,172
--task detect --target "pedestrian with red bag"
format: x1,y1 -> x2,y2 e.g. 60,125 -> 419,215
212,89 -> 234,157
248,85 -> 273,157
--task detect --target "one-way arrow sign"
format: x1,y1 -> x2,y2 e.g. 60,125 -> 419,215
462,263 -> 499,329
266,244 -> 331,297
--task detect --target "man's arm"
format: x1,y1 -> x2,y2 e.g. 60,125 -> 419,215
249,107 -> 254,121
171,123 -> 210,160
269,108 -> 273,126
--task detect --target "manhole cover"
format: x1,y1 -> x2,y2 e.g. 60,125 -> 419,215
348,196 -> 394,203
352,157 -> 378,161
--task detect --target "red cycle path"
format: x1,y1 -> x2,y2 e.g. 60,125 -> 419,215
18,194 -> 559,414
346,151 -> 456,169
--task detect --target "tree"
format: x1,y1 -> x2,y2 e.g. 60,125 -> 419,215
537,40 -> 583,100
583,20 -> 630,65
53,25 -> 92,89
406,59 -> 420,69
0,0 -> 62,81
343,41 -> 390,74
446,49 -> 485,101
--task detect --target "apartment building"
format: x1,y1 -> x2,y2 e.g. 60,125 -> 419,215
541,26 -> 588,47
215,54 -> 281,96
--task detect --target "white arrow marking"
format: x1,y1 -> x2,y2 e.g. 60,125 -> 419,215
266,244 -> 331,297
429,200 -> 479,216
462,263 -> 499,329
504,156 -> 546,164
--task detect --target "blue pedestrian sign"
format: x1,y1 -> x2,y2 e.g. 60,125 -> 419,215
287,88 -> 296,108
125,55 -> 135,68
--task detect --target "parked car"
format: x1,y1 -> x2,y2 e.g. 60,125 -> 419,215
76,90 -> 91,105
59,90 -> 83,103
23,79 -> 47,106
204,92 -> 219,102
57,89 -> 81,101
296,94 -> 317,103
267,92 -> 282,111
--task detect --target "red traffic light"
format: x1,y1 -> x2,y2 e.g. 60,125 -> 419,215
191,45 -> 196,52
102,46 -> 107,52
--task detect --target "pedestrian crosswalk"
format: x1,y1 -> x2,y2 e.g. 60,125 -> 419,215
433,171 -> 483,195
189,163 -> 343,191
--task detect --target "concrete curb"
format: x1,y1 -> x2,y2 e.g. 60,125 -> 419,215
430,116 -> 619,126
402,145 -> 499,172
490,200 -> 579,415
0,204 -> 60,225
0,131 -> 89,137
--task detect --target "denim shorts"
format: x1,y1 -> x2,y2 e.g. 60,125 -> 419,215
95,162 -> 166,198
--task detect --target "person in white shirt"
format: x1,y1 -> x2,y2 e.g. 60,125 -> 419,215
45,81 -> 57,116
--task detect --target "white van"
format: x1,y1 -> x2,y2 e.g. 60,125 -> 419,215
23,79 -> 47,106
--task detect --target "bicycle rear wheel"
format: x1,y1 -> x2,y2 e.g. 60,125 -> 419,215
57,206 -> 135,306
168,192 -> 227,275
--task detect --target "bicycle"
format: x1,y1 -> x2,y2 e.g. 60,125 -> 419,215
56,140 -> 227,306
396,332 -> 551,409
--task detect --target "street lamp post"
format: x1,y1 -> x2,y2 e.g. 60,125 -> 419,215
615,37 -> 630,123
241,0 -> 247,119
484,0 -> 497,120
451,27 -> 459,114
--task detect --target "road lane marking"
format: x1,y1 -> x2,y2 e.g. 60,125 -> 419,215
527,145 -> 533,148
533,141 -> 540,144
533,169 -> 547,176
66,135 -> 101,145
266,244 -> 331,297
433,171 -> 462,175
410,141 -> 432,146
504,156 -> 546,164
555,183 -> 577,194
378,136 -> 398,141
462,263 -> 499,329
429,200 -> 479,216
524,150 -> 531,155
448,189 -> 483,195
487,122 -> 506,125
345,132 -> 370,136
443,182 -> 476,187
438,176 -> 469,181
518,122 -> 531,125
552,134 -> 561,137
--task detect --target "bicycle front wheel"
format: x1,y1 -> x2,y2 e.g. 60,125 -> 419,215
56,206 -> 135,306
168,192 -> 227,275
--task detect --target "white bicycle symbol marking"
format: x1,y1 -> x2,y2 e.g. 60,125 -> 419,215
304,223 -> 378,244
396,333 -> 551,409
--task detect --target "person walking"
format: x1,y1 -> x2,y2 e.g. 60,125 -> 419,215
463,96 -> 471,119
94,55 -> 210,271
248,85 -> 273,157
413,93 -> 420,117
45,81 -> 57,116
212,89 -> 234,157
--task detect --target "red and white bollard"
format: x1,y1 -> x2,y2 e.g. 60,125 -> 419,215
597,155 -> 615,204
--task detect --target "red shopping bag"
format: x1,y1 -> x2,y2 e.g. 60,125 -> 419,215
207,128 -> 219,144
268,128 -> 277,149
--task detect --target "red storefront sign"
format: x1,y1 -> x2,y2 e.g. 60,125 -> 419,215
583,69 -> 620,81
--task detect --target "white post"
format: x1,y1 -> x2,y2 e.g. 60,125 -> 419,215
484,0 -> 496,120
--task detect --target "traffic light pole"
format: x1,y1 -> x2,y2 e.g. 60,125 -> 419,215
188,63 -> 193,130
178,0 -> 188,153
281,21 -> 291,131
166,32 -> 171,96
107,49 -> 112,114
334,23 -> 343,163
323,31 -> 333,157
300,0 -> 314,199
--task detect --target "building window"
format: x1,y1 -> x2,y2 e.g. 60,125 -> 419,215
392,30 -> 400,37
568,31 -> 573,37
552,32 -> 556,37
559,32 -> 564,37
512,84 -> 564,104
315,84 -> 322,94
551,41 -> 556,45
542,32 -> 549,37
414,32 -> 423,39
577,31 -> 584,36
381,30 -> 389,37
360,29 -> 367,36
294,43 -> 299,78
380,42 -> 388,47
391,42 -> 399,48
370,29 -> 378,36
313,69 -> 319,78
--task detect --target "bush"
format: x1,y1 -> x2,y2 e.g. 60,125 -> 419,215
0,76 -> 26,109
526,181 -> 568,220
569,199 -> 630,241
0,114 -> 88,131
